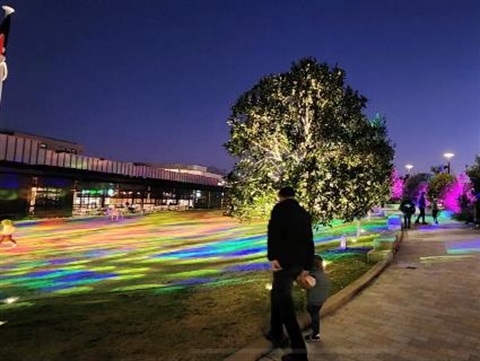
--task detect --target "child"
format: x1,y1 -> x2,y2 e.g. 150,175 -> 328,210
431,197 -> 439,224
304,255 -> 331,342
0,219 -> 18,248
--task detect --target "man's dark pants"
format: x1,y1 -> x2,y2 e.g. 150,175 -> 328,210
403,214 -> 412,229
270,266 -> 307,356
415,208 -> 426,223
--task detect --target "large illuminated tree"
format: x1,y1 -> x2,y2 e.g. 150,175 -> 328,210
224,58 -> 395,225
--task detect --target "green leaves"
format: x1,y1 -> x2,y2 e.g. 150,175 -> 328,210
427,173 -> 455,200
466,155 -> 480,194
224,58 -> 395,226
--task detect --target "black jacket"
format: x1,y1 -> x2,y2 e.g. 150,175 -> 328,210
267,198 -> 315,270
400,199 -> 416,215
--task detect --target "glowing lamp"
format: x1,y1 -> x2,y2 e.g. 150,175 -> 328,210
2,297 -> 18,304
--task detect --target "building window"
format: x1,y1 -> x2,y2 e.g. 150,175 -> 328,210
40,143 -> 47,149
35,187 -> 63,207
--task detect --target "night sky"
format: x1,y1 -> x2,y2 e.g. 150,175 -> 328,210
1,0 -> 479,174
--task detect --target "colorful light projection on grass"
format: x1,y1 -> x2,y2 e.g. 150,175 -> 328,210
0,212 -> 388,299
322,246 -> 373,261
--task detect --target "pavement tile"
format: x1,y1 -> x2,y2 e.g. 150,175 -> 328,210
257,225 -> 480,361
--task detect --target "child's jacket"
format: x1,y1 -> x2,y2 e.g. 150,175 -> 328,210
306,265 -> 331,306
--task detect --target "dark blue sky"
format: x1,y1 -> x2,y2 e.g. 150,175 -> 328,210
2,0 -> 479,174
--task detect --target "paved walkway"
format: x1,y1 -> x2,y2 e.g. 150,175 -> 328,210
259,224 -> 480,361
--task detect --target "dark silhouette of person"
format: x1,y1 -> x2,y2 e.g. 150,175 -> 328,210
399,196 -> 416,229
415,192 -> 428,225
431,197 -> 439,224
266,186 -> 314,361
304,255 -> 331,342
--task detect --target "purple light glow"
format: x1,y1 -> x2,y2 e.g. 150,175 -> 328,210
442,173 -> 474,213
416,183 -> 429,208
391,168 -> 403,200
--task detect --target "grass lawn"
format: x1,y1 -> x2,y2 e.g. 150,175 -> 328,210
0,211 -> 391,361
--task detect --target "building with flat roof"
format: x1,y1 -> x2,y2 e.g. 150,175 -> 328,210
0,131 -> 224,219
0,128 -> 84,154
154,163 -> 225,185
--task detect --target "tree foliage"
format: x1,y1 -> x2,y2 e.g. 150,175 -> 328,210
224,58 -> 395,225
427,173 -> 455,200
390,168 -> 404,201
443,173 -> 475,213
403,173 -> 429,200
466,155 -> 480,195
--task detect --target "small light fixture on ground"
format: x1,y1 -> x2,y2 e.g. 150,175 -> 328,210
2,296 -> 19,304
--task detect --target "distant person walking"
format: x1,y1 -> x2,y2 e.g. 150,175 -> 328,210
0,219 -> 17,248
266,186 -> 314,361
415,192 -> 428,225
399,197 -> 416,229
304,255 -> 331,342
431,197 -> 439,224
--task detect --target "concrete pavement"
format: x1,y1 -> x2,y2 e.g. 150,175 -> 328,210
259,224 -> 480,361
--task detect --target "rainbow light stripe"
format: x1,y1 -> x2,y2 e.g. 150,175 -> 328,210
446,239 -> 480,255
0,212 -> 388,300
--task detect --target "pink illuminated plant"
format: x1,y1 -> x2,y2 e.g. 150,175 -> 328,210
390,168 -> 403,201
442,173 -> 475,213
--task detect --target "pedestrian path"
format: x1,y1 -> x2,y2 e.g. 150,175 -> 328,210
259,224 -> 480,361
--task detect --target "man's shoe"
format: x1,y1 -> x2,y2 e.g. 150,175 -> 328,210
281,352 -> 309,361
264,331 -> 289,348
304,334 -> 320,342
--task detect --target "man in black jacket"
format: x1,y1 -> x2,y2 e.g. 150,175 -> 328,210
266,187 -> 314,361
399,196 -> 416,229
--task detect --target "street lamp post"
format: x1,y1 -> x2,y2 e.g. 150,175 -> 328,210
443,152 -> 454,174
405,164 -> 414,175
